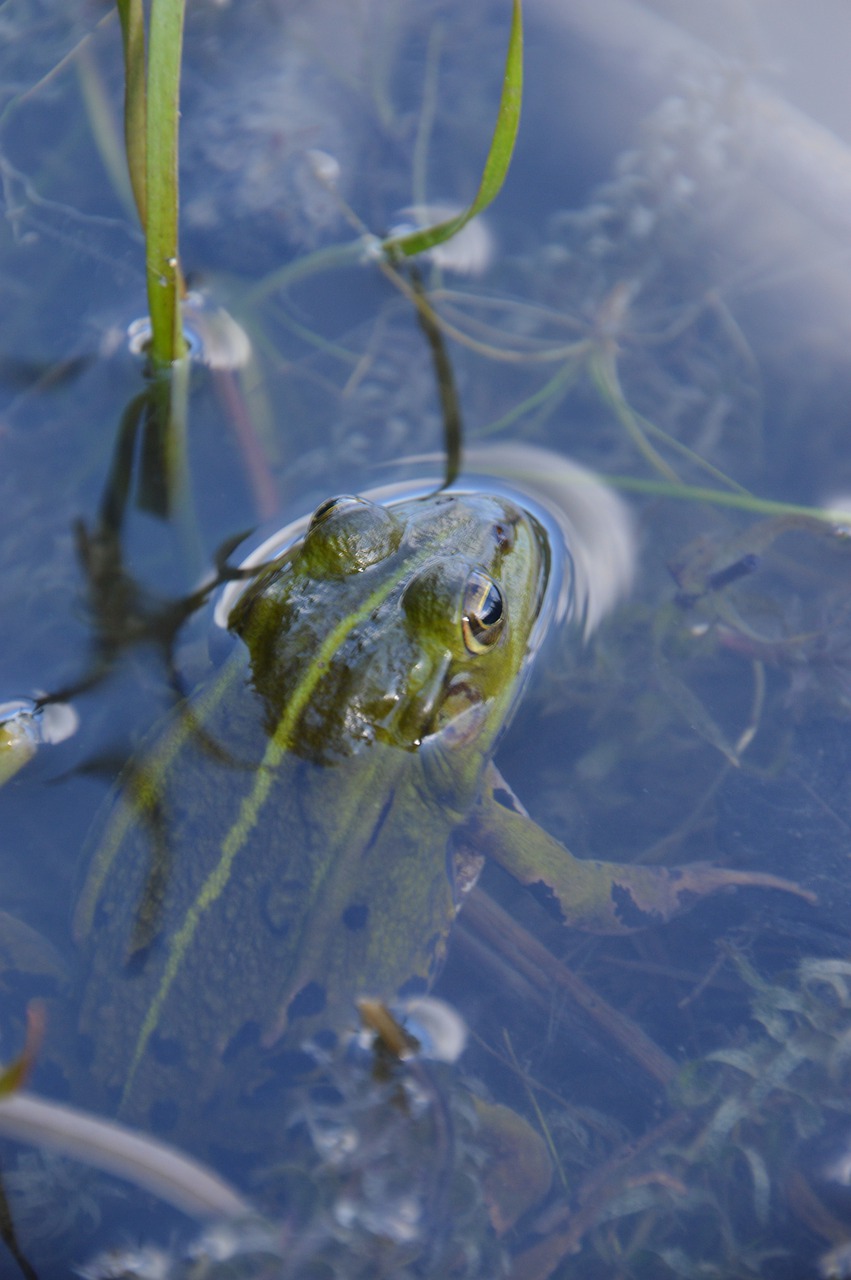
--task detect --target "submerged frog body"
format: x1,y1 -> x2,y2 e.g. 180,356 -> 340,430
70,478 -> 810,1143
72,489 -> 553,1132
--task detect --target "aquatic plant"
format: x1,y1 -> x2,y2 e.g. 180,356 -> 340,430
117,0 -> 187,366
114,0 -> 521,369
381,0 -> 522,263
76,1037 -> 511,1280
499,947 -> 851,1280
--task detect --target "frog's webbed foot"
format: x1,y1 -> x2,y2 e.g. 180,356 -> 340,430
469,766 -> 816,934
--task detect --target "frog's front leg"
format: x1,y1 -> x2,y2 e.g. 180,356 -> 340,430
466,765 -> 816,934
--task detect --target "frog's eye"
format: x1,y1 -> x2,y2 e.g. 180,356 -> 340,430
462,570 -> 505,653
301,495 -> 403,576
308,495 -> 364,530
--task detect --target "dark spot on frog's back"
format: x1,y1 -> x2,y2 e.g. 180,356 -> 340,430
342,903 -> 369,931
222,1020 -> 262,1065
122,942 -> 155,977
313,1027 -> 338,1054
287,981 -> 327,1021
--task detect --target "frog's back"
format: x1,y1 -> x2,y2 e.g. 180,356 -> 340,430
74,648 -> 458,1133
72,488 -> 550,1138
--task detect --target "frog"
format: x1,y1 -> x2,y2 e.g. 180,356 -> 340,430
60,473 -> 811,1152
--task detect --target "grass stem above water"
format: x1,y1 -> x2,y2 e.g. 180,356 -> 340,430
117,0 -> 186,366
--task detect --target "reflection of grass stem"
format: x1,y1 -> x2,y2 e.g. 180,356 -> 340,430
159,357 -> 202,575
75,41 -> 135,218
113,0 -> 197,558
0,11 -> 114,130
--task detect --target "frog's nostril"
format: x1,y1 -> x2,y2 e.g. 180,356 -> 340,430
287,981 -> 327,1021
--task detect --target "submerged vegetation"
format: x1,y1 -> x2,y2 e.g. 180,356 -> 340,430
117,0 -> 522,366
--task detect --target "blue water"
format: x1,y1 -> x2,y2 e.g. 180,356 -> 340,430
1,1 -> 851,1275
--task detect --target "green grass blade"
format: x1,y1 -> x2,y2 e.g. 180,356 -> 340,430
145,0 -> 186,365
383,0 -> 522,260
608,475 -> 851,524
116,0 -> 147,228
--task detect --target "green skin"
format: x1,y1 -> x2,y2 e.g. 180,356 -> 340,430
71,489 -> 809,1140
72,491 -> 550,1132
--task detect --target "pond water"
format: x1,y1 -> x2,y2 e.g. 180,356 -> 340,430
2,1 -> 851,1276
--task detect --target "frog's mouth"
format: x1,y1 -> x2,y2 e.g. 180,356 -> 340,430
389,665 -> 489,752
424,677 -> 489,749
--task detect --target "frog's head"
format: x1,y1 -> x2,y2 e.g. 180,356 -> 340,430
229,489 -> 555,788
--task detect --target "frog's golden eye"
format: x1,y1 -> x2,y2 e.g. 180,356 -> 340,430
462,570 -> 505,653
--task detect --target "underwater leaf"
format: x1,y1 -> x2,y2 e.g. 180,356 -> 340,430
737,1144 -> 772,1224
656,1244 -> 790,1279
789,1094 -> 836,1141
473,1097 -> 552,1234
655,1247 -> 727,1279
799,958 -> 851,1007
655,656 -> 742,765
750,1041 -> 812,1106
706,1048 -> 764,1079
696,1095 -> 752,1158
382,0 -> 522,260
830,1026 -> 851,1080
751,1005 -> 798,1046
594,1181 -> 678,1225
820,1240 -> 851,1280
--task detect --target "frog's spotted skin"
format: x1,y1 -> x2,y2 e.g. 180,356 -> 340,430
75,490 -> 551,1130
73,479 -> 811,1143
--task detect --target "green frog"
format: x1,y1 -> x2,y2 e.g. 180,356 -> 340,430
66,476 -> 810,1146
